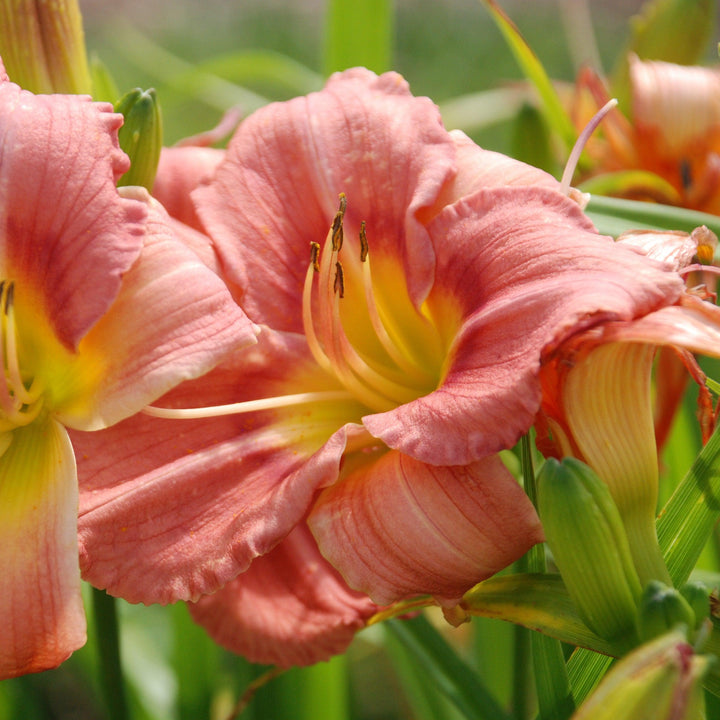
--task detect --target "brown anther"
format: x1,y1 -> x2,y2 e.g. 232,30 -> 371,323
331,214 -> 344,251
310,241 -> 321,272
334,261 -> 345,298
360,221 -> 368,262
331,193 -> 347,251
4,282 -> 13,314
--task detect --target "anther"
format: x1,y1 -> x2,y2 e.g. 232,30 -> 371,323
310,241 -> 321,272
331,193 -> 347,251
4,281 -> 12,313
360,221 -> 368,262
334,261 -> 345,298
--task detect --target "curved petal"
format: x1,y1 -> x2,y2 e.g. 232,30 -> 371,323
0,76 -> 147,350
596,294 -> 720,356
429,129 -> 561,212
152,146 -> 225,231
309,451 -> 543,606
75,330 -> 368,604
363,186 -> 685,466
193,68 -> 457,332
56,193 -> 256,430
0,417 -> 85,678
188,524 -> 376,667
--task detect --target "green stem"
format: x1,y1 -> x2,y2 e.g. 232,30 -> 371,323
521,435 -> 575,720
91,587 -> 129,720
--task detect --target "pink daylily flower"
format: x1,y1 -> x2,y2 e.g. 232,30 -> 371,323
0,61 -> 254,678
75,68 -> 690,666
573,56 -> 720,213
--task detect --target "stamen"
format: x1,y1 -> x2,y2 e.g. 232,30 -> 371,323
143,391 -> 355,419
310,241 -> 321,272
301,193 -> 438,413
0,281 -> 44,426
560,98 -> 618,196
359,243 -> 436,386
359,221 -> 368,262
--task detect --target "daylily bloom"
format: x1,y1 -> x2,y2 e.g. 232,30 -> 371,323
571,55 -> 720,213
0,60 -> 254,678
74,68 -> 691,666
536,227 -> 720,586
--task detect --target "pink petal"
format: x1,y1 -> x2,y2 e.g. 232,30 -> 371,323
193,68 -> 456,333
593,294 -> 720,355
152,146 -> 225,232
309,450 -> 543,606
188,524 -> 376,667
75,330 -> 367,604
363,186 -> 685,466
57,193 -> 256,430
430,129 -> 561,211
0,76 -> 147,349
0,418 -> 85,678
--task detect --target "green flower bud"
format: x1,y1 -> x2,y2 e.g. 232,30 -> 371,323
636,580 -> 696,644
679,580 -> 710,632
115,88 -> 163,192
537,458 -> 642,647
573,630 -> 711,720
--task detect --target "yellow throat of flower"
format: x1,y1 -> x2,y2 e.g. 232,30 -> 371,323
301,193 -> 443,413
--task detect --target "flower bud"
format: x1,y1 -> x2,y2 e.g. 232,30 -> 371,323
636,580 -> 696,644
572,630 -> 711,720
537,457 -> 641,647
679,580 -> 710,631
0,0 -> 92,94
114,88 -> 163,192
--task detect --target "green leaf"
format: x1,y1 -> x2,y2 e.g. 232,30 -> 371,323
89,53 -> 121,103
585,195 -> 720,238
195,50 -> 323,98
461,574 -> 618,657
566,649 -> 613,705
478,0 -> 576,151
324,0 -> 393,75
579,171 -> 681,207
384,614 -> 512,720
657,425 -> 720,587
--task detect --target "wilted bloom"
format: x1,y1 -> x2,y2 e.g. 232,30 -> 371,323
537,226 -> 720,586
75,68 -> 690,665
573,56 -> 720,213
0,60 -> 254,678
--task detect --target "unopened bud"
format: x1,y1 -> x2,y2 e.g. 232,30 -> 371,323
636,580 -> 696,644
537,458 -> 641,647
115,88 -> 163,191
572,630 -> 711,720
